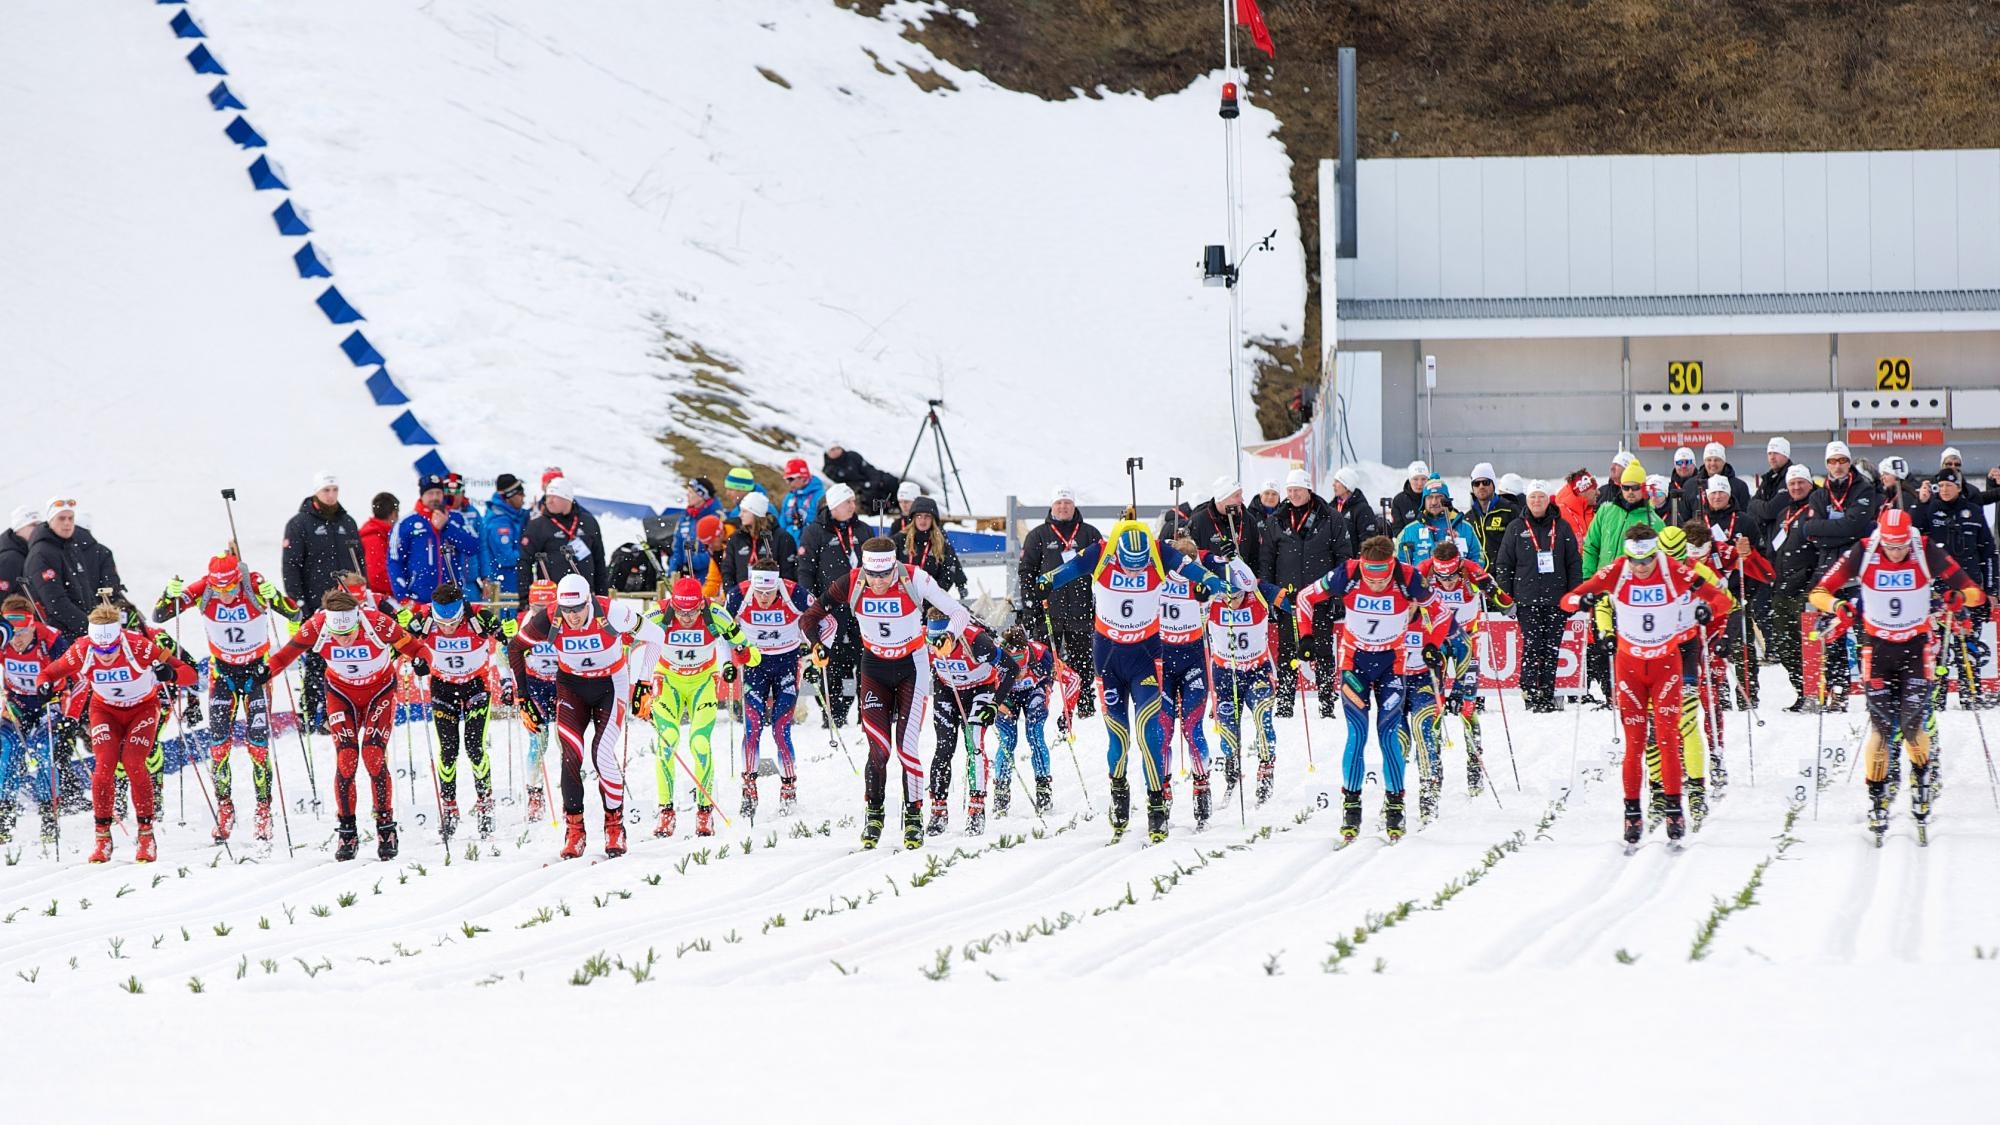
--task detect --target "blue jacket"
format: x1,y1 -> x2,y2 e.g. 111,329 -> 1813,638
389,504 -> 482,604
482,494 -> 530,596
452,507 -> 485,587
1395,509 -> 1483,567
777,476 -> 826,543
669,495 -> 723,576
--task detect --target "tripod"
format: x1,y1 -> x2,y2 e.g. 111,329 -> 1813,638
897,399 -> 972,514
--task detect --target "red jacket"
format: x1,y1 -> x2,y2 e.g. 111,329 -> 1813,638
358,518 -> 395,597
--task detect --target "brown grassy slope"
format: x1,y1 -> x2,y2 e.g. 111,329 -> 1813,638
842,0 -> 2000,438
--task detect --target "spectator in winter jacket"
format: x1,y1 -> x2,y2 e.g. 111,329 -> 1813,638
1916,470 -> 1997,596
897,496 -> 968,597
1187,477 -> 1263,567
516,476 -> 607,597
1395,479 -> 1482,567
481,474 -> 530,599
22,497 -> 123,648
1667,447 -> 1702,519
719,465 -> 768,524
1387,460 -> 1430,534
1328,466 -> 1386,554
1581,462 -> 1665,575
1801,441 -> 1881,588
691,515 -> 732,598
668,476 -> 722,578
822,442 -> 901,516
1258,470 -> 1348,717
358,492 -> 398,598
1679,442 -> 1752,524
1018,485 -> 1104,716
443,474 -> 487,588
1765,466 -> 1821,705
282,472 -> 363,611
1553,470 -> 1597,545
1463,462 -> 1519,564
1248,480 -> 1281,538
1596,451 -> 1637,508
718,492 -> 799,593
390,474 -> 483,605
797,482 -> 870,725
776,458 -> 826,543
1492,480 -> 1582,711
1751,437 -> 1795,521
0,506 -> 39,601
888,480 -> 923,539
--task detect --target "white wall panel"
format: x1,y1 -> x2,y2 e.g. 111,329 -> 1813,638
1522,158 -> 1569,297
1436,158 -> 1484,297
1479,158 -> 1527,297
1868,150 -> 1916,290
1353,159 -> 1398,298
1696,154 -> 1743,293
1957,150 -> 2000,288
1393,160 -> 1441,298
1782,152 -> 1829,293
1739,153 -> 1785,292
1609,156 -> 1655,295
1825,152 -> 1871,290
1567,157 -> 1613,296
1653,155 -> 1699,294
1911,150 -> 1958,289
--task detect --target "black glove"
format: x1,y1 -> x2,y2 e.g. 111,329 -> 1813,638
410,656 -> 431,678
721,662 -> 739,684
1297,632 -> 1315,664
152,662 -> 181,685
970,696 -> 996,726
1576,592 -> 1603,610
802,660 -> 821,686
1214,532 -> 1238,560
520,695 -> 546,728
1422,644 -> 1444,669
1709,632 -> 1733,661
181,693 -> 202,727
955,584 -> 969,601
1693,604 -> 1713,626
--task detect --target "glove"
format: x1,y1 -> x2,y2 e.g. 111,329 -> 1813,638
475,607 -> 500,633
955,584 -> 969,601
632,678 -> 657,714
1832,600 -> 1856,627
1488,588 -> 1514,611
802,659 -> 821,686
1297,631 -> 1315,664
1200,574 -> 1227,598
520,695 -> 545,732
1575,592 -> 1602,611
1422,644 -> 1444,669
502,616 -> 519,639
499,677 -> 517,707
151,662 -> 181,685
410,656 -> 431,679
743,646 -> 762,669
1953,610 -> 1976,637
181,693 -> 202,727
1214,532 -> 1237,560
1035,572 -> 1054,591
256,577 -> 280,604
970,696 -> 996,726
404,614 -> 430,638
1709,632 -> 1733,661
721,662 -> 739,684
1693,603 -> 1712,626
395,605 -> 417,629
164,576 -> 185,601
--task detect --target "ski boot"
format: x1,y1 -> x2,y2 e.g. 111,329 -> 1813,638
655,807 -> 677,838
1663,794 -> 1687,845
1338,789 -> 1363,844
1221,751 -> 1240,797
39,804 -> 59,845
1384,790 -> 1407,842
334,817 -> 361,862
1646,781 -> 1667,833
1686,777 -> 1709,833
474,789 -> 495,839
89,821 -> 113,863
1911,759 -> 1935,845
992,782 -> 1012,820
525,786 -> 547,822
740,772 -> 759,820
254,799 -> 274,843
439,797 -> 460,842
212,797 -> 236,843
779,775 -> 798,815
1418,773 -> 1441,824
376,817 -> 400,861
902,800 -> 924,850
695,805 -> 715,837
1866,780 -> 1890,846
1109,778 -> 1131,839
559,813 -> 586,860
134,820 -> 157,863
966,790 -> 987,837
926,794 -> 948,837
861,804 -> 885,849
1710,756 -> 1730,797
1255,757 -> 1274,806
1466,760 -> 1484,798
1034,775 -> 1053,815
1192,775 -> 1212,830
603,810 -> 627,857
1622,799 -> 1644,852
1146,789 -> 1169,843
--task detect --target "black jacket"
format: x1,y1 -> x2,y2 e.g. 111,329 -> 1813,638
821,450 -> 901,516
1916,497 -> 1998,592
897,528 -> 967,596
797,507 -> 868,603
1387,482 -> 1425,535
1491,507 -> 1582,605
1751,458 -> 1794,521
1259,494 -> 1349,592
281,496 -> 362,609
1800,474 -> 1881,584
1186,500 -> 1262,568
1334,489 -> 1386,555
1019,512 -> 1104,632
1767,493 -> 1824,596
1464,495 -> 1520,564
718,520 -> 800,594
23,524 -> 123,643
1678,464 -> 1752,525
0,527 -> 31,600
516,505 -> 608,597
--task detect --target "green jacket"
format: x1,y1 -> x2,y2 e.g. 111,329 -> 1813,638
1580,495 -> 1666,576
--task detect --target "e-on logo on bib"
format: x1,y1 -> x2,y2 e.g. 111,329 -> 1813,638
561,635 -> 606,654
329,646 -> 373,662
1108,570 -> 1150,592
1353,595 -> 1395,614
667,629 -> 707,646
861,598 -> 902,616
1627,585 -> 1668,606
212,603 -> 252,623
1871,570 -> 1917,590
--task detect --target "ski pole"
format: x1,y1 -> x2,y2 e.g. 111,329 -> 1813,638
269,734 -> 297,856
1431,659 -> 1500,808
811,653 -> 859,775
278,671 -> 322,816
1474,589 -> 1522,791
41,707 -> 61,863
1039,605 -> 1094,813
1955,631 -> 2000,811
1737,565 -> 1760,786
670,747 -> 731,827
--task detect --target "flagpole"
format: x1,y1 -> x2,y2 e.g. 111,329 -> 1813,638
1222,0 -> 1246,494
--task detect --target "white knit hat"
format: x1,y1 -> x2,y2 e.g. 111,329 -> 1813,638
1469,462 -> 1496,483
1786,465 -> 1812,483
1703,442 -> 1726,461
8,505 -> 38,530
1283,469 -> 1312,491
312,470 -> 338,492
897,480 -> 921,503
1407,460 -> 1430,479
1498,472 -> 1526,495
1049,484 -> 1075,505
825,483 -> 856,509
1942,447 -> 1963,465
1332,466 -> 1360,491
1767,436 -> 1791,457
1705,475 -> 1732,496
1526,479 -> 1551,498
1673,447 -> 1696,465
544,476 -> 575,500
1210,476 -> 1242,503
739,492 -> 771,519
1825,441 -> 1852,462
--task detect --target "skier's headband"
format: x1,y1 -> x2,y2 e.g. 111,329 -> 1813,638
327,608 -> 360,633
87,621 -> 121,646
861,549 -> 897,574
431,596 -> 464,620
1685,539 -> 1711,557
1623,537 -> 1660,560
1359,559 -> 1394,577
749,568 -> 781,589
3,608 -> 33,631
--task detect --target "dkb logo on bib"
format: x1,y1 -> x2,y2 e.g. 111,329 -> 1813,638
1354,595 -> 1395,614
861,598 -> 901,615
561,636 -> 606,654
1627,585 -> 1667,606
1872,570 -> 1916,590
1108,571 -> 1150,591
212,603 -> 251,623
329,646 -> 372,662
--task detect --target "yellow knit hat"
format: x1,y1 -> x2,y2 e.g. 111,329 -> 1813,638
1620,459 -> 1648,486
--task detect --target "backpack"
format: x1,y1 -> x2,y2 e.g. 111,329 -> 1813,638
606,542 -> 661,594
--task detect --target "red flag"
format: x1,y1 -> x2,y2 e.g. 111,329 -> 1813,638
1236,0 -> 1275,58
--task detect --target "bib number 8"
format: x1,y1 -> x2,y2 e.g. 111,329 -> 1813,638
1640,612 -> 1655,634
